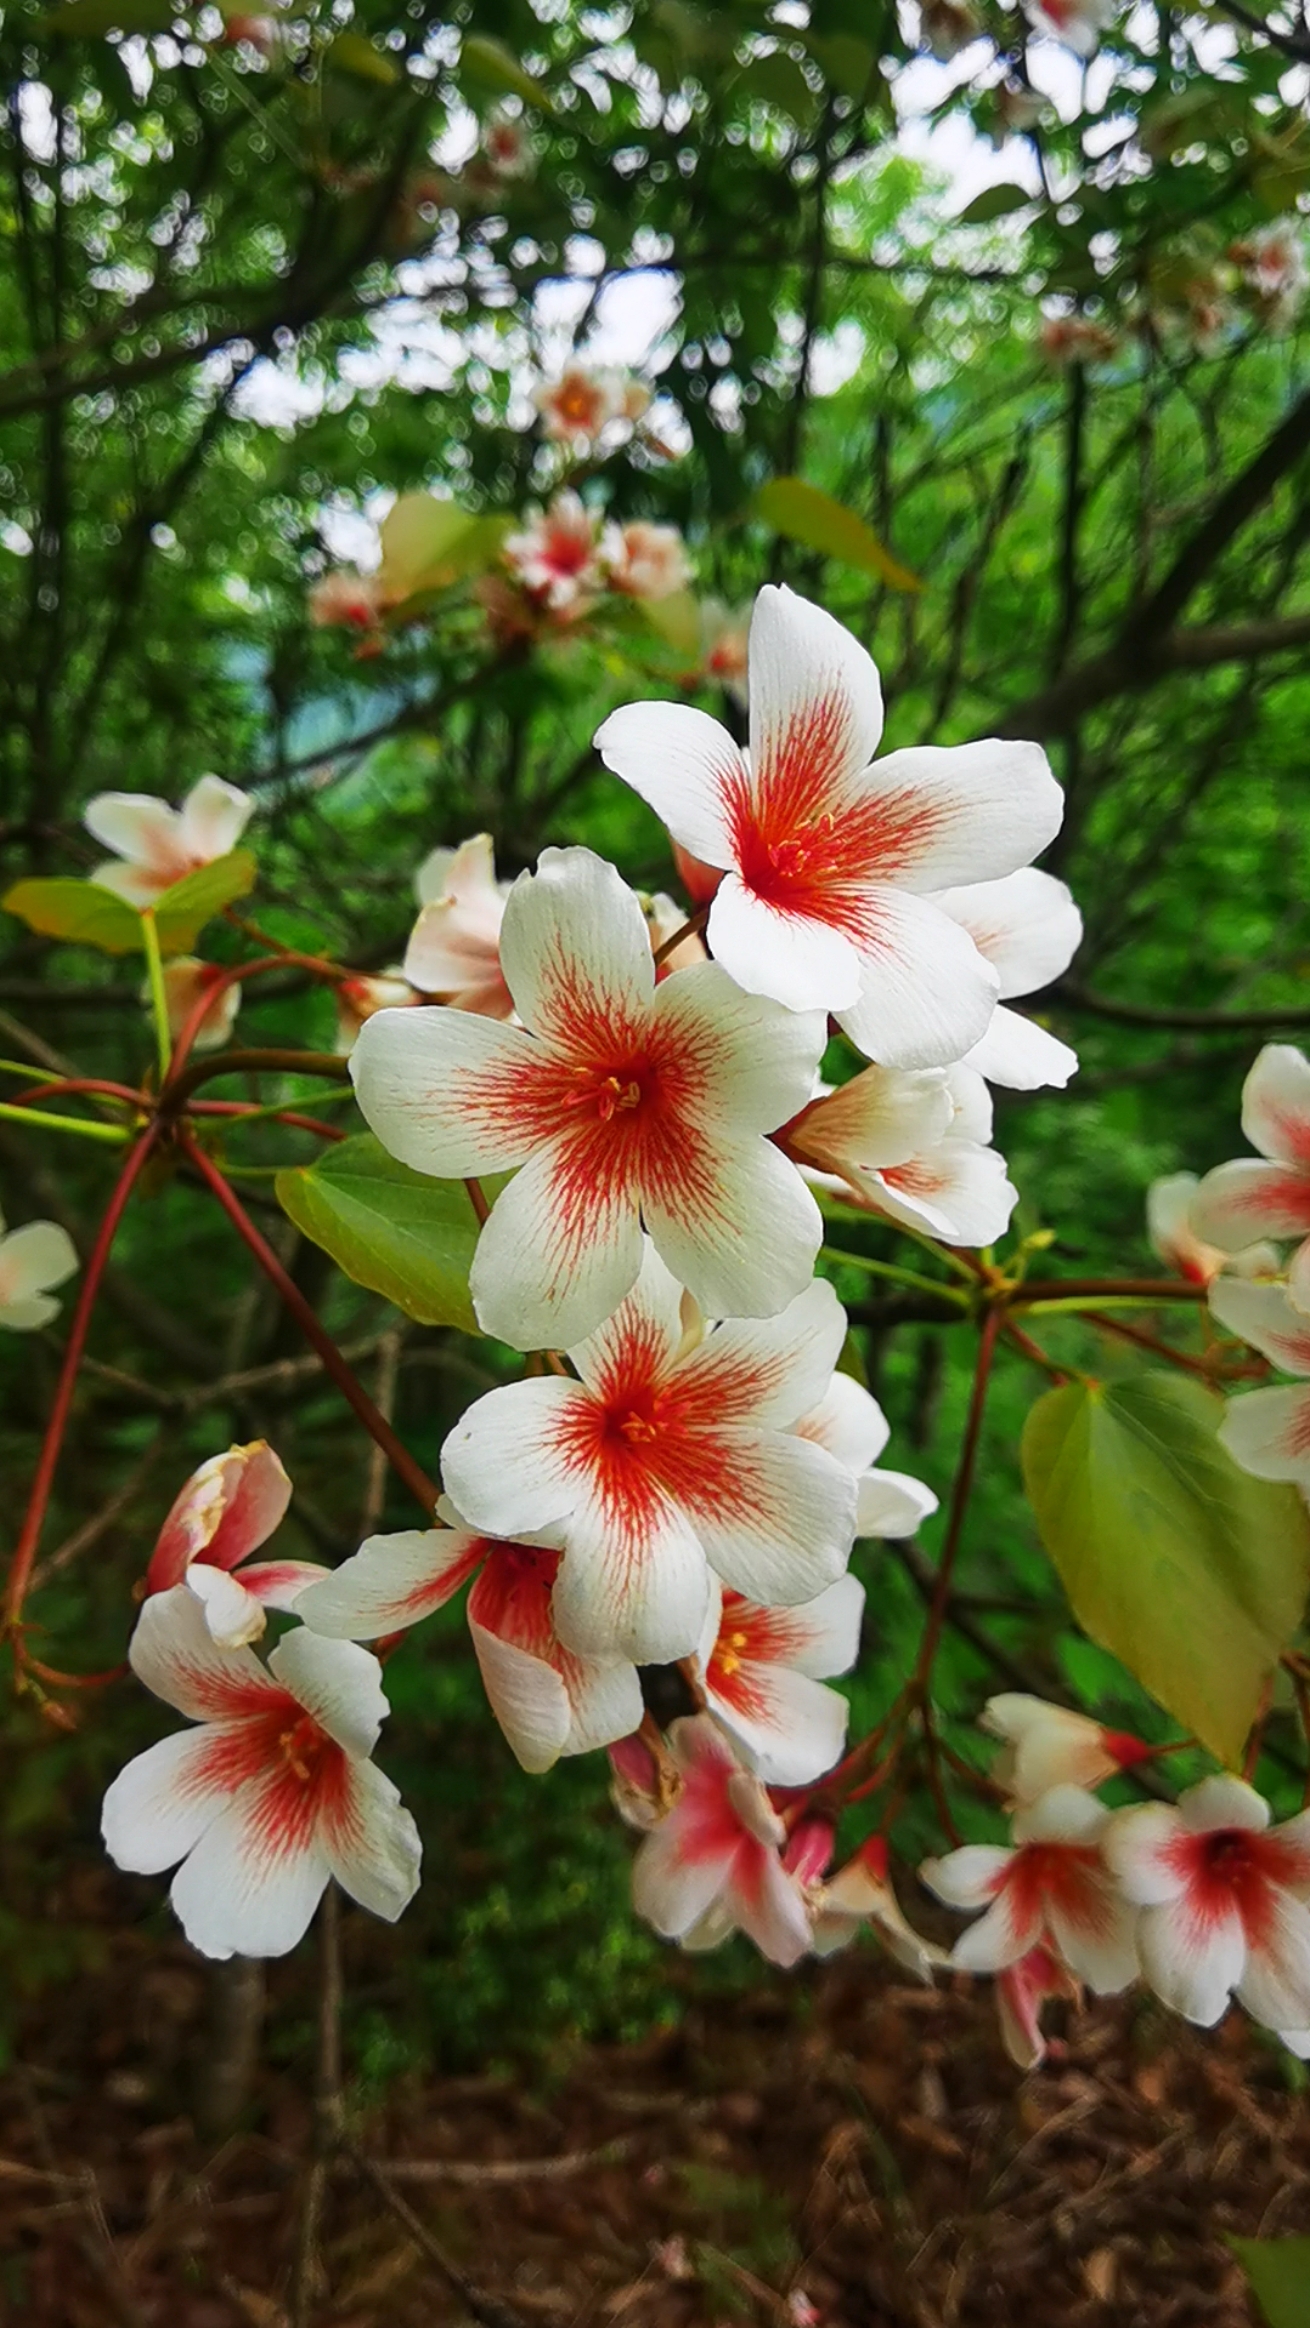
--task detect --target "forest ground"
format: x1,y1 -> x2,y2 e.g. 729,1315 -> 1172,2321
1,1865 -> 1302,2328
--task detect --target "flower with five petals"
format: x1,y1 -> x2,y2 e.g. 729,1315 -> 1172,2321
1191,1045 -> 1310,1310
85,775 -> 253,908
922,1784 -> 1139,1993
630,1714 -> 812,1967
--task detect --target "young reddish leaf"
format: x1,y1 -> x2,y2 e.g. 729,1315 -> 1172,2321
1021,1371 -> 1310,1766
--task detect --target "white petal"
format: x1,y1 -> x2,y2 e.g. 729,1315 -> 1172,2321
1011,1783 -> 1111,1847
790,1065 -> 954,1176
693,1430 -> 856,1608
1191,1159 -> 1310,1248
187,1563 -> 268,1649
644,1134 -> 822,1327
1103,1803 -> 1190,1904
236,1560 -> 331,1614
650,960 -> 828,1134
568,1238 -> 688,1394
950,1884 -> 1043,1973
931,869 -> 1082,997
415,832 -> 502,911
857,739 -> 1063,892
561,1654 -> 644,1759
1242,1043 -> 1310,1165
550,1492 -> 712,1665
102,1725 -> 258,1876
179,775 -> 254,861
0,1292 -> 62,1330
298,1528 -> 485,1639
474,1140 -> 645,1353
732,1852 -> 814,1968
631,1817 -> 736,1941
961,1005 -> 1079,1091
90,858 -> 172,906
1208,1278 -> 1310,1375
864,1139 -> 1018,1248
857,1468 -> 938,1537
1137,1896 -> 1245,2026
1045,1889 -> 1140,1996
747,584 -> 885,797
593,700 -> 742,868
128,1586 -> 285,1722
83,790 -> 183,869
0,1220 -> 78,1306
267,1628 -> 390,1759
168,1773 -> 331,1961
498,847 -> 655,1038
706,875 -> 864,1014
797,1373 -> 891,1471
779,1571 -> 866,1677
838,892 -> 1001,1070
708,1663 -> 850,1786
1180,1774 -> 1271,1833
1235,1890 -> 1310,2031
1218,1385 -> 1310,1484
321,1756 -> 422,1924
677,1276 -> 848,1430
440,1376 -> 583,1540
921,1843 -> 1014,1910
467,1615 -> 574,1772
945,1062 -> 993,1143
350,1004 -> 543,1175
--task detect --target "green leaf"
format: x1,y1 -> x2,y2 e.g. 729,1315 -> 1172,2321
459,34 -> 552,110
752,477 -> 922,594
956,182 -> 1035,225
734,52 -> 818,127
641,589 -> 701,656
3,849 -> 255,957
276,1134 -> 493,1332
377,494 -> 488,603
324,30 -> 401,83
1231,2237 -> 1310,2328
44,0 -> 174,31
153,849 -> 257,954
1,878 -> 143,955
1021,1372 -> 1310,1765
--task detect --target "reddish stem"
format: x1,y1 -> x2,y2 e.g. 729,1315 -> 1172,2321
182,1134 -> 439,1518
12,1077 -> 144,1109
651,904 -> 708,968
169,955 -> 348,1078
1080,1310 -> 1244,1376
1002,1318 -> 1067,1379
1016,1276 -> 1205,1303
913,1303 -> 1002,1690
188,1099 -> 346,1140
4,1124 -> 162,1637
464,1177 -> 490,1226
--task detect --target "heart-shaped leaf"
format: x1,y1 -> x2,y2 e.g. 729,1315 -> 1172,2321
276,1134 -> 495,1333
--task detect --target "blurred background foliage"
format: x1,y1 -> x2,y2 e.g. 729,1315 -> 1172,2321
4,0 -> 1310,2091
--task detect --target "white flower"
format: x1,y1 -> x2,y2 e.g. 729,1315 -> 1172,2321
630,1714 -> 812,1967
695,1573 -> 864,1786
439,1241 -> 857,1666
351,846 -> 826,1350
85,776 -> 254,909
102,1590 -> 420,1960
932,870 -> 1082,1091
784,1061 -> 1018,1248
1207,1277 -> 1310,1488
1146,1171 -> 1278,1287
142,1442 -> 325,1649
596,585 -> 1062,1070
1105,1776 -> 1310,2030
923,1785 -> 1140,1993
405,833 -> 514,1019
533,364 -> 623,446
0,1205 -> 78,1332
502,490 -> 603,613
979,1693 -> 1152,1806
1192,1046 -> 1310,1310
600,520 -> 693,602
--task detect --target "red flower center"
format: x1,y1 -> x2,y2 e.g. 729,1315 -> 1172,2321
277,1713 -> 331,1786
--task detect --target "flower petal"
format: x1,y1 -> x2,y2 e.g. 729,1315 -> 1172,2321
747,582 -> 885,804
932,869 -> 1082,998
168,1769 -> 332,1960
705,876 -> 864,1014
186,1563 -> 269,1649
731,1848 -> 814,1968
1180,1773 -> 1271,1833
350,1004 -> 544,1176
1103,1804 -> 1191,1904
921,1844 -> 1014,1910
1218,1385 -> 1310,1483
83,790 -> 181,870
320,1756 -> 422,1925
298,1528 -> 486,1639
550,1492 -> 712,1665
128,1586 -> 287,1722
441,1376 -> 584,1540
651,960 -> 828,1135
691,1430 -> 856,1609
797,1373 -> 891,1472
857,1468 -> 938,1537
790,1065 -> 954,1177
707,1662 -> 850,1786
951,1885 -> 1044,1973
856,740 -> 1064,893
1137,1895 -> 1245,2026
1242,1043 -> 1310,1166
961,1005 -> 1079,1091
1208,1278 -> 1310,1375
1235,1890 -> 1310,2031
236,1560 -> 331,1613
470,1139 -> 644,1351
838,892 -> 1001,1070
498,846 -> 655,1040
178,775 -> 254,861
864,1138 -> 1018,1247
567,1238 -> 689,1396
1045,1884 -> 1140,1995
643,1132 -> 822,1327
676,1276 -> 848,1430
466,1612 -> 573,1772
631,1815 -> 737,1942
1191,1159 -> 1310,1248
593,701 -> 743,869
102,1723 -> 268,1876
0,1220 -> 78,1306
267,1628 -> 390,1759
206,1441 -> 293,1572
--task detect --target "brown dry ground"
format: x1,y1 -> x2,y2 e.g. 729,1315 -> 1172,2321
3,1887 -> 1308,2328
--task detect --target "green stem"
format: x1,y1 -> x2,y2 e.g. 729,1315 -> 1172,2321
140,908 -> 171,1082
0,1100 -> 128,1145
1019,1291 -> 1203,1317
820,1246 -> 971,1304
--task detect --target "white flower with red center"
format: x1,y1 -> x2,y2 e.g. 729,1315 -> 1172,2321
931,870 -> 1081,1091
405,833 -> 514,1020
440,1243 -> 857,1665
503,490 -> 604,612
299,1506 -> 641,1775
1039,314 -> 1120,367
308,568 -> 386,631
630,1714 -> 812,1967
801,1830 -> 947,1978
334,971 -> 420,1056
1022,0 -> 1115,56
979,1694 -> 1155,1807
1231,222 -> 1308,331
696,1573 -> 864,1786
533,365 -> 623,447
794,1372 -> 938,1538
922,1785 -> 1140,1993
144,956 -> 241,1054
596,585 -> 1062,1070
600,520 -> 693,603
1206,1277 -> 1310,1486
85,775 -> 254,910
698,599 -> 750,708
995,1944 -> 1082,2069
1147,1171 -> 1279,1287
1192,1047 -> 1310,1311
481,108 -> 535,180
0,1205 -> 78,1332
143,1442 -> 327,1650
783,1061 -> 1017,1248
351,847 -> 826,1351
1105,1776 -> 1310,2030
101,1589 -> 421,1959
